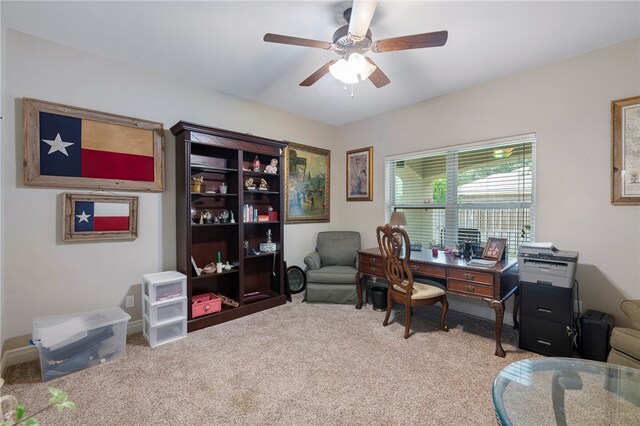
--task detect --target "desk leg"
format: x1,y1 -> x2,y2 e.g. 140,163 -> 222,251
356,272 -> 364,309
487,299 -> 506,358
512,289 -> 520,330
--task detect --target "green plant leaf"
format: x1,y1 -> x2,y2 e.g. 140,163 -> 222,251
15,403 -> 26,421
47,386 -> 68,404
25,418 -> 39,426
62,401 -> 76,410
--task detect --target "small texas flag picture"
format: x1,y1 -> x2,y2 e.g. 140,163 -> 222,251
63,193 -> 138,242
74,201 -> 130,232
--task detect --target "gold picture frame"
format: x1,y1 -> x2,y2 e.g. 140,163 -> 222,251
24,98 -> 165,191
612,95 -> 640,205
482,237 -> 507,261
284,142 -> 330,223
346,146 -> 373,201
63,192 -> 139,241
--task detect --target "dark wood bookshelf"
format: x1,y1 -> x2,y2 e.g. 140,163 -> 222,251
171,121 -> 287,333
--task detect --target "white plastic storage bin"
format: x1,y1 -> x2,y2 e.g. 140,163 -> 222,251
32,307 -> 130,381
143,296 -> 187,326
143,316 -> 187,347
142,271 -> 186,303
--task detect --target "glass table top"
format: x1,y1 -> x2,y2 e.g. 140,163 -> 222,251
492,357 -> 640,425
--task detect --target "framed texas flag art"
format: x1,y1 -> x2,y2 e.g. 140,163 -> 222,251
24,98 -> 164,191
63,193 -> 139,241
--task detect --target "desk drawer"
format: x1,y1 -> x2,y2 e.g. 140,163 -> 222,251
448,279 -> 494,298
448,268 -> 494,285
360,254 -> 382,264
409,263 -> 447,279
359,260 -> 384,276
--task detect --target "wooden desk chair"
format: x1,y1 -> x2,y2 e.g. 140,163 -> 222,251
376,224 -> 449,339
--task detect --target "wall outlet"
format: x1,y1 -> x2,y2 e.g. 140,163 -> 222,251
574,299 -> 582,313
125,295 -> 135,308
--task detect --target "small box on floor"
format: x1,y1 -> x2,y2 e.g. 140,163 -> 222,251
580,309 -> 615,361
32,307 -> 130,382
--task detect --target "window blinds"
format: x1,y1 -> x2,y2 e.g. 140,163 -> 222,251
385,135 -> 535,256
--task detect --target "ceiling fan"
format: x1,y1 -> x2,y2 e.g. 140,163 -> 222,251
263,0 -> 448,88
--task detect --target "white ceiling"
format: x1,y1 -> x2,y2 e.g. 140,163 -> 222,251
3,1 -> 639,126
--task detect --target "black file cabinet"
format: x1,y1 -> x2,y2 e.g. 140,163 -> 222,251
519,281 -> 575,356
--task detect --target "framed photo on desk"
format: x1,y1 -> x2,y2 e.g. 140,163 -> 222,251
482,237 -> 507,261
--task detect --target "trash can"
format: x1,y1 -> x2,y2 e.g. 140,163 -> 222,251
580,309 -> 615,361
371,286 -> 388,312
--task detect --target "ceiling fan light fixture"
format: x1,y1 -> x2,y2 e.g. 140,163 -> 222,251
329,53 -> 376,84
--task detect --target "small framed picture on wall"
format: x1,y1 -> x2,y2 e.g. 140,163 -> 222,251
346,146 -> 373,201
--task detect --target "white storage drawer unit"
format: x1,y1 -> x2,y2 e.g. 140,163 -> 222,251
142,271 -> 186,303
142,271 -> 187,347
143,317 -> 187,347
143,296 -> 187,326
32,307 -> 131,381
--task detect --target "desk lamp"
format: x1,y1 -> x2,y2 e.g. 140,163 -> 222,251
389,211 -> 407,227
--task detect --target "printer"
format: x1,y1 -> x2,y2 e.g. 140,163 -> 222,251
517,242 -> 579,288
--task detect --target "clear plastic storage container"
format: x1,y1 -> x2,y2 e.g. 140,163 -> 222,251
142,271 -> 186,303
32,307 -> 131,381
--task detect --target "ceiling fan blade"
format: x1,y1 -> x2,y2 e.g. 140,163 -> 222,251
348,0 -> 377,37
372,30 -> 448,53
300,60 -> 338,87
264,33 -> 332,49
365,58 -> 390,88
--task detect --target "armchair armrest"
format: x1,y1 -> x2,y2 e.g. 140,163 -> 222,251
621,299 -> 640,330
304,251 -> 321,270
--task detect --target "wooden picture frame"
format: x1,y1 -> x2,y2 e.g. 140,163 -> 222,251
346,146 -> 373,201
612,95 -> 640,205
63,193 -> 139,241
284,142 -> 330,223
24,98 -> 165,191
482,237 -> 507,261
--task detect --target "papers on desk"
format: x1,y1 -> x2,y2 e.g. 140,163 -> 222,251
467,259 -> 497,268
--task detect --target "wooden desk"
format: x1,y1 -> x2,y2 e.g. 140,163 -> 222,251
357,247 -> 519,357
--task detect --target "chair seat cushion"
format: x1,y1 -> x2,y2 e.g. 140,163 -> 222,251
392,281 -> 446,300
306,265 -> 357,284
610,327 -> 640,360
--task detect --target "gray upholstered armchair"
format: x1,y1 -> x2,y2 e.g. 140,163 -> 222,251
304,231 -> 361,304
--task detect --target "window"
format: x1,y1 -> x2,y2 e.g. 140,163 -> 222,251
385,135 -> 535,256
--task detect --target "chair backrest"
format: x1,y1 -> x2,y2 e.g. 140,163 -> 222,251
376,224 -> 413,296
316,231 -> 361,266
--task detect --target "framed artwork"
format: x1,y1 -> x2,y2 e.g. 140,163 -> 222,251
346,146 -> 373,201
284,142 -> 330,223
24,98 -> 165,191
63,193 -> 139,241
482,237 -> 507,261
612,95 -> 640,205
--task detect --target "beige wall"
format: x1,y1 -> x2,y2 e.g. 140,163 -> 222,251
2,29 -> 639,347
1,30 -> 336,341
335,38 -> 640,326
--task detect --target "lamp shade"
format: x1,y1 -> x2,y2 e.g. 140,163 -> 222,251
389,211 -> 407,226
329,53 -> 377,84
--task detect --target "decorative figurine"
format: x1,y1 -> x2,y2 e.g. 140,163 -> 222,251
264,158 -> 278,174
218,209 -> 230,223
244,177 -> 256,190
259,178 -> 268,191
252,155 -> 261,172
190,207 -> 197,224
201,209 -> 213,224
230,211 -> 235,223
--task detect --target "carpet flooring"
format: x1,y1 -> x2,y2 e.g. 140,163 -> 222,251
3,295 -> 536,425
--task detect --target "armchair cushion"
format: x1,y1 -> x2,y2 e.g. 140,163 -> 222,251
306,266 -> 358,284
304,251 -> 322,270
316,231 -> 360,267
621,300 -> 640,330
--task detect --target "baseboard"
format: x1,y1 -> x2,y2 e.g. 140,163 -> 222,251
1,319 -> 143,378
